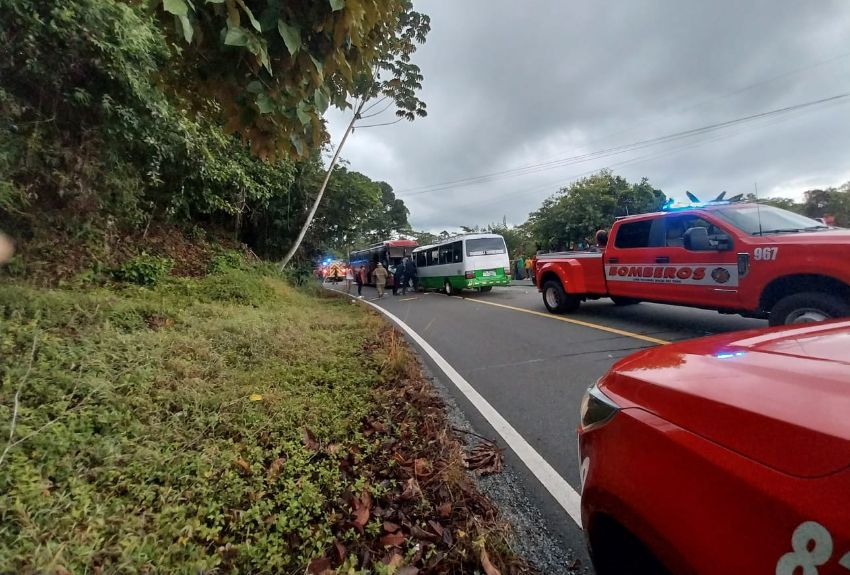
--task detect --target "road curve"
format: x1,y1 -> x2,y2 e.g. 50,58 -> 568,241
326,280 -> 765,573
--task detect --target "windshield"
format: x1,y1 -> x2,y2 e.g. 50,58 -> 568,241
713,205 -> 830,235
466,237 -> 506,256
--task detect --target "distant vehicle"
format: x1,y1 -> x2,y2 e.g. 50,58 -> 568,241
413,233 -> 511,295
578,319 -> 850,575
534,201 -> 850,325
349,239 -> 418,285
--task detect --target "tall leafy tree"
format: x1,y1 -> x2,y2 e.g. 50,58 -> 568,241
801,183 -> 850,226
527,171 -> 666,250
158,0 -> 430,158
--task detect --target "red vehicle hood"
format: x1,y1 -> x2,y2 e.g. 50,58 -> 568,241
760,228 -> 850,244
604,320 -> 850,478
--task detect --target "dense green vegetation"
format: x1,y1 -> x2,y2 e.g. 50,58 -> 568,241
0,262 -> 523,573
0,0 -> 421,278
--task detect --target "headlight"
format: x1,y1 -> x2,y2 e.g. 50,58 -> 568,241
580,382 -> 620,430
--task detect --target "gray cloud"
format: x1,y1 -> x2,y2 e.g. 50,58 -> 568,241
326,0 -> 850,231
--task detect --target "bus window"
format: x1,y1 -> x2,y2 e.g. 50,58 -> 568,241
452,241 -> 463,263
429,249 -> 439,266
466,237 -> 506,256
439,244 -> 451,265
416,251 -> 426,267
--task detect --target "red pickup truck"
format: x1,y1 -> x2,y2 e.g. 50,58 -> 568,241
534,202 -> 850,326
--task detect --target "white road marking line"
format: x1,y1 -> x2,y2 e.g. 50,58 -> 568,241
356,295 -> 584,527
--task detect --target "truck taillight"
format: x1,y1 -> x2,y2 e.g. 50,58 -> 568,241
465,271 -> 475,279
504,267 -> 511,275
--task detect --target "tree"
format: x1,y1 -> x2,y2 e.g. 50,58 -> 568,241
268,3 -> 430,268
362,182 -> 411,241
158,0 -> 430,158
526,171 -> 666,250
801,184 -> 850,226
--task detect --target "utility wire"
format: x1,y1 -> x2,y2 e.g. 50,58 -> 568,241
398,50 -> 850,195
398,91 -> 850,197
439,96 -> 850,213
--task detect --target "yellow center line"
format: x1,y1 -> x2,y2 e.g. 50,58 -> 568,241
461,297 -> 670,345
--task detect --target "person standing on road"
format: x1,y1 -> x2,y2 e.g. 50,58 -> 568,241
515,255 -> 525,280
398,257 -> 412,295
355,265 -> 367,297
392,263 -> 406,296
344,267 -> 354,293
372,262 -> 388,298
404,256 -> 417,292
524,256 -> 533,280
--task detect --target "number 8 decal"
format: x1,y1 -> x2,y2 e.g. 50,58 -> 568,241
776,522 -> 832,575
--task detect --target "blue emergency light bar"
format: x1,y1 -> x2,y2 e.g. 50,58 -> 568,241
662,198 -> 732,211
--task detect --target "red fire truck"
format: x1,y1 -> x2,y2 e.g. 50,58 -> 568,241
534,201 -> 850,326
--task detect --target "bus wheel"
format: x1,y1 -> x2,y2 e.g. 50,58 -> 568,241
542,280 -> 580,314
444,279 -> 454,296
479,286 -> 493,293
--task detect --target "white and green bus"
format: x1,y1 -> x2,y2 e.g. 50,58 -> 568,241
412,233 -> 511,294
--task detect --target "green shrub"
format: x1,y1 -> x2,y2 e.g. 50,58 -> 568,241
196,268 -> 274,307
208,249 -> 245,274
112,254 -> 173,286
0,275 -> 383,573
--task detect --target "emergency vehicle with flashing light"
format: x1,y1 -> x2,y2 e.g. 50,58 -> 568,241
578,319 -> 850,574
534,200 -> 850,325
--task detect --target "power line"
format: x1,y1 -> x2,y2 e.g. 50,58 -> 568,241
437,96 -> 850,214
398,91 -> 850,197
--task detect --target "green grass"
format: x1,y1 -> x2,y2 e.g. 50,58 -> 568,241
0,268 -> 390,574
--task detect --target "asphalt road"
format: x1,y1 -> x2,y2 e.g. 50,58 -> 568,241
326,279 -> 765,572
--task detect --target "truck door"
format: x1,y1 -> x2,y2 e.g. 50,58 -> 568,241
651,213 -> 741,306
604,216 -> 665,300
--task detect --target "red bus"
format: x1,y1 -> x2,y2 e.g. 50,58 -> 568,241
350,239 -> 418,285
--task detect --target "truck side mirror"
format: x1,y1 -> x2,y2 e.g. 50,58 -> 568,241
683,227 -> 711,251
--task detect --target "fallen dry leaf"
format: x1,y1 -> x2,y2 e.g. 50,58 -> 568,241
386,553 -> 404,568
414,458 -> 432,477
437,501 -> 452,517
379,532 -> 406,547
463,442 -> 504,475
383,520 -> 401,533
266,457 -> 285,481
352,491 -> 372,529
400,477 -> 422,500
249,393 -> 263,401
306,557 -> 331,574
480,547 -> 502,575
303,427 -> 320,451
234,457 -> 251,474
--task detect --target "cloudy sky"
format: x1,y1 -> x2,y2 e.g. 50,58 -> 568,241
326,1 -> 850,232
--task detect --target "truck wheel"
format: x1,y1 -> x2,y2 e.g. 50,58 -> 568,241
542,280 -> 580,314
769,292 -> 850,326
611,296 -> 640,306
444,279 -> 454,296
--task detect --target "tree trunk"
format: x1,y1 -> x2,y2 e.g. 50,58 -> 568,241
279,101 -> 364,270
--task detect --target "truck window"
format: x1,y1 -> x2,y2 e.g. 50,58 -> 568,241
614,220 -> 653,249
664,215 -> 725,249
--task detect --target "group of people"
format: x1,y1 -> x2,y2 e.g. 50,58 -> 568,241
344,256 -> 418,299
513,255 -> 534,280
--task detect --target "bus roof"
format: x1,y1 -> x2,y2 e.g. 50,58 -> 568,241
412,233 -> 504,252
